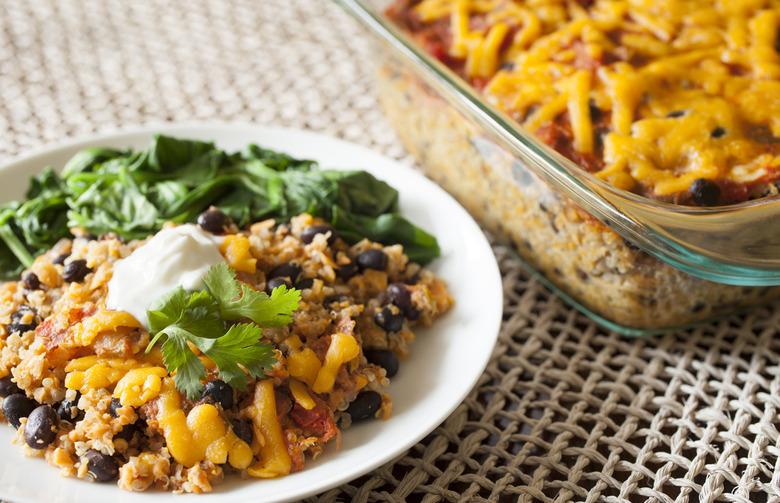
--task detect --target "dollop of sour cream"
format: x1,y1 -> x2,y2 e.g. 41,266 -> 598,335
106,224 -> 225,328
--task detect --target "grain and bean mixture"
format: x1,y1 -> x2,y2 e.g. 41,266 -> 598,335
0,210 -> 453,493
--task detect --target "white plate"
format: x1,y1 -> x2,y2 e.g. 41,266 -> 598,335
0,123 -> 502,503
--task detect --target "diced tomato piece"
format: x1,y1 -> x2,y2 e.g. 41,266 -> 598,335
290,403 -> 338,442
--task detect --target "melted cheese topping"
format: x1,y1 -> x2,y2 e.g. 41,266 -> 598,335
408,0 -> 780,201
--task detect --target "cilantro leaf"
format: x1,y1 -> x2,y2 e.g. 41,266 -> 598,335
147,287 -> 220,336
260,285 -> 302,327
201,263 -> 240,309
145,263 -> 298,398
145,287 -> 223,353
190,324 -> 277,391
203,262 -> 301,327
160,327 -> 208,399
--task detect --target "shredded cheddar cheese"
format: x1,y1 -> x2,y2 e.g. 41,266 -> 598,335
68,310 -> 142,347
289,377 -> 317,410
285,335 -> 322,386
246,379 -> 293,478
220,234 -> 257,273
154,378 -> 253,470
400,0 -> 780,203
113,366 -> 168,407
312,332 -> 360,394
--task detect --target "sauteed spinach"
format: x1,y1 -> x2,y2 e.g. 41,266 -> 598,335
0,135 -> 440,279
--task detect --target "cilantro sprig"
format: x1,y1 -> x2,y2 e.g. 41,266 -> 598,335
145,262 -> 301,399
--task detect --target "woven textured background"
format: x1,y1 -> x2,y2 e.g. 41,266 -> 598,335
2,1 -> 780,502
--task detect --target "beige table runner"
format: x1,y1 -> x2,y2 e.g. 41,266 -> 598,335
2,1 -> 780,502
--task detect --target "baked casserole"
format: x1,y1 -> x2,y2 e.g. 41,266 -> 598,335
376,0 -> 780,330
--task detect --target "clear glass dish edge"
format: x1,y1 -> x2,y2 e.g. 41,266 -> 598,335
336,0 -> 780,286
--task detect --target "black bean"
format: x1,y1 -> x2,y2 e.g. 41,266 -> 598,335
268,262 -> 302,282
666,110 -> 687,118
294,277 -> 315,290
337,261 -> 358,281
20,272 -> 41,290
52,252 -> 70,265
197,208 -> 231,235
386,283 -> 412,313
364,349 -> 400,378
108,397 -> 123,418
405,307 -> 422,321
300,224 -> 338,245
8,305 -> 37,334
403,271 -> 420,285
6,322 -> 35,335
62,259 -> 91,283
0,375 -> 22,398
84,449 -> 119,482
6,323 -> 34,335
202,379 -> 233,410
114,422 -> 141,442
24,405 -> 59,449
356,249 -> 387,271
324,294 -> 350,306
265,277 -> 292,296
711,126 -> 727,139
588,100 -> 602,121
231,418 -> 254,444
346,391 -> 382,422
2,394 -> 36,429
9,306 -> 32,322
386,283 -> 421,319
56,393 -> 81,422
374,307 -> 404,333
690,178 -> 721,206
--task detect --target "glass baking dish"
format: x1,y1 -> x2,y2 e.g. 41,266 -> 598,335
336,0 -> 780,334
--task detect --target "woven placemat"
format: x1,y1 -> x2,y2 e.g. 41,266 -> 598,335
2,1 -> 780,502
